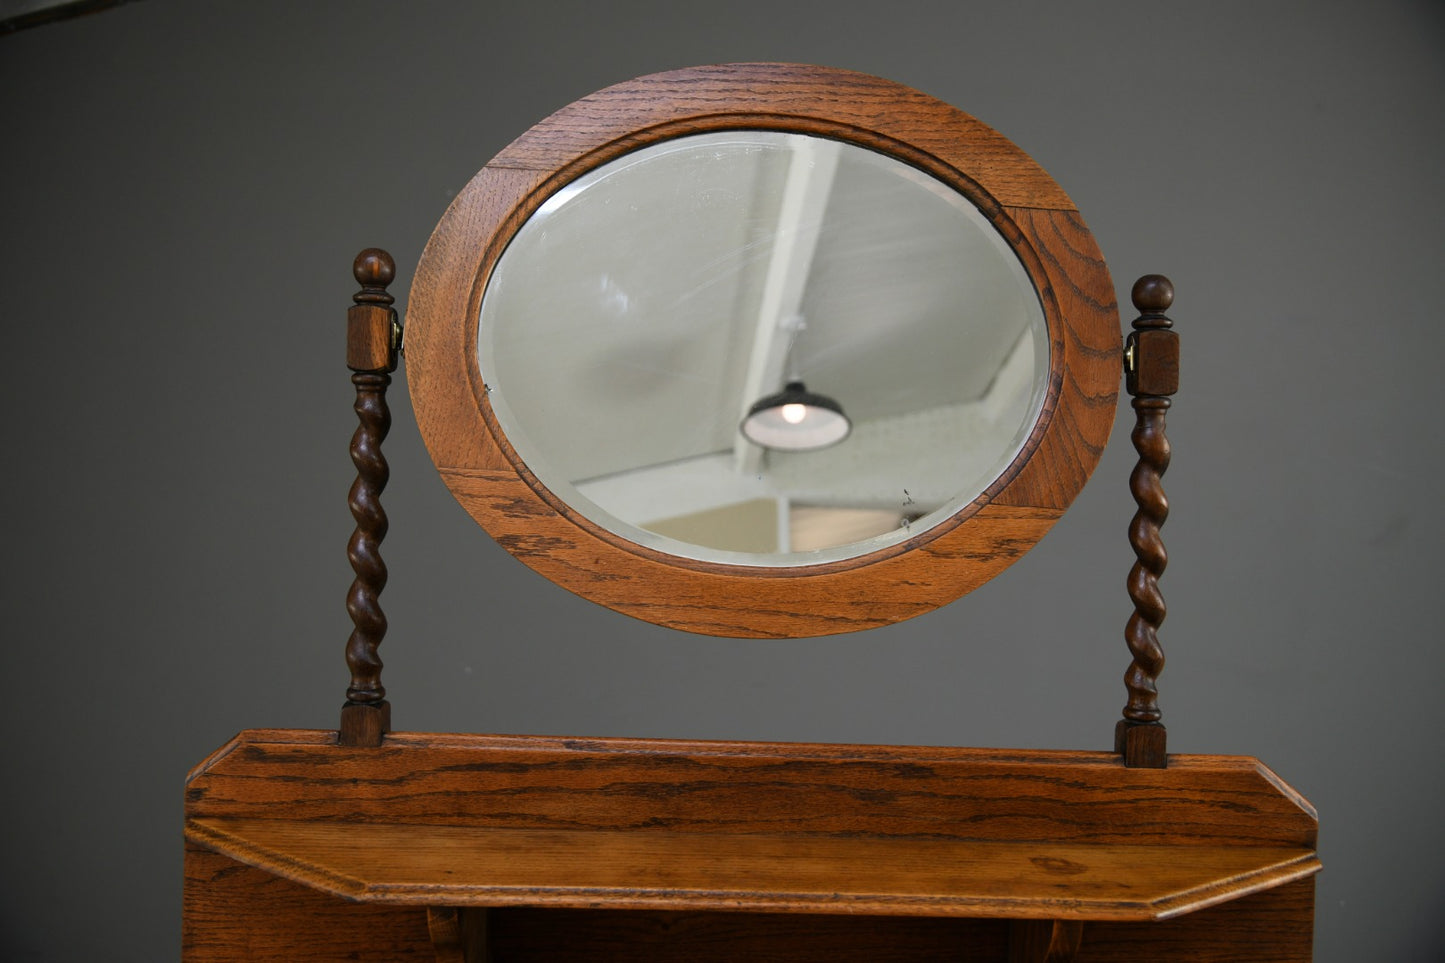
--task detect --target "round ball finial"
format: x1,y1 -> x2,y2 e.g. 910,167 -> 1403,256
1131,274 -> 1174,314
353,248 -> 396,288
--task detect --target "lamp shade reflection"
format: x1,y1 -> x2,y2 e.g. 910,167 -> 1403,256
740,381 -> 852,451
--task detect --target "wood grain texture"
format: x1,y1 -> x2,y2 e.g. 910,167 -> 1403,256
440,465 -> 1062,637
1115,719 -> 1168,770
485,64 -> 1076,209
183,842 -> 433,962
187,731 -> 1317,849
428,907 -> 465,963
346,303 -> 394,372
1077,877 -> 1315,962
183,728 -> 1323,954
427,907 -> 490,963
186,730 -> 1317,847
186,731 -> 1317,844
404,64 -> 1120,637
183,732 -> 1317,959
184,847 -> 1314,963
993,209 -> 1120,511
186,816 -> 1317,920
338,700 -> 390,749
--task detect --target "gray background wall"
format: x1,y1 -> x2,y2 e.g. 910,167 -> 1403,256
3,1 -> 1442,959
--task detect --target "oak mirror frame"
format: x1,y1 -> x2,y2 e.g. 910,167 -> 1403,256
405,63 -> 1121,638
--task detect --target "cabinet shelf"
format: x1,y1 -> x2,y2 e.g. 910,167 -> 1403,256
186,814 -> 1317,921
184,728 -> 1318,933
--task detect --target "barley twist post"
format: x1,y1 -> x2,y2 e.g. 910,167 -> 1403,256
1115,274 -> 1178,769
340,248 -> 400,747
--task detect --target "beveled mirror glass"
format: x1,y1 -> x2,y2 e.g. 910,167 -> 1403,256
479,131 -> 1048,567
405,64 -> 1119,636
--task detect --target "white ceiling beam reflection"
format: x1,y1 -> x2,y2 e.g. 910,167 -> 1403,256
733,135 -> 842,474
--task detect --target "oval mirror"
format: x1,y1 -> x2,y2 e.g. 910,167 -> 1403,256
478,131 -> 1049,567
405,64 -> 1120,637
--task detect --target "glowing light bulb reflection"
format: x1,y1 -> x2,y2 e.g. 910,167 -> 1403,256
740,381 -> 851,451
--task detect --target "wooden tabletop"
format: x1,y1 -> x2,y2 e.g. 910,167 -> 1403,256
187,815 -> 1318,921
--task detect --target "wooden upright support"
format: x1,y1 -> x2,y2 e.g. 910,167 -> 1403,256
340,248 -> 400,747
1116,274 -> 1179,768
427,907 -> 492,963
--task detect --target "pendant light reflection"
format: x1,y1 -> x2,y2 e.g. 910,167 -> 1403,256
741,380 -> 852,451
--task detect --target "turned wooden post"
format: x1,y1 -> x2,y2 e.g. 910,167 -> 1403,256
1115,275 -> 1178,769
340,248 -> 401,747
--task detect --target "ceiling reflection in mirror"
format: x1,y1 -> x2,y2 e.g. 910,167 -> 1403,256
478,131 -> 1048,567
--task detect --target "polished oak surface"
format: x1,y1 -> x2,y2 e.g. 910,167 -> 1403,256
184,730 -> 1319,960
185,730 -> 1319,919
185,842 -> 1316,963
188,815 -> 1317,920
185,730 -> 1317,847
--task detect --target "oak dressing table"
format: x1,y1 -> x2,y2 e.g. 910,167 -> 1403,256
182,63 -> 1319,962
